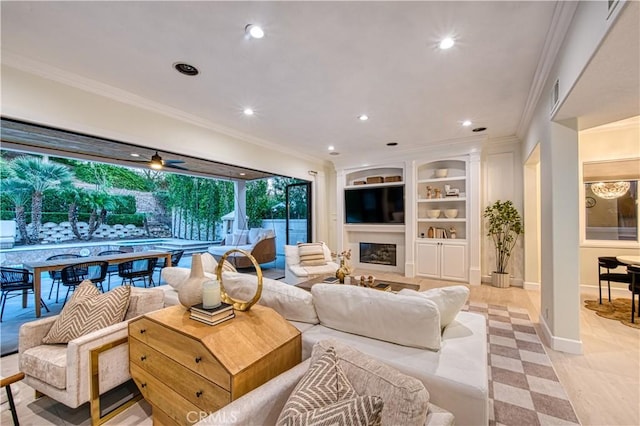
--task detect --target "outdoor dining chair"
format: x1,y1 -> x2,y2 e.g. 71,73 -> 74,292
154,249 -> 184,284
46,253 -> 81,303
0,267 -> 49,322
60,261 -> 108,305
97,250 -> 127,290
118,257 -> 158,288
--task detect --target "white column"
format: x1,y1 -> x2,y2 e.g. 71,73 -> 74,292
468,152 -> 481,285
234,180 -> 247,232
539,119 -> 582,354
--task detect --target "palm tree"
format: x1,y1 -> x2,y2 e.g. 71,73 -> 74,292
9,156 -> 72,243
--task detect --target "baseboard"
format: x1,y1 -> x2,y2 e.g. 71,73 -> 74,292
469,268 -> 481,286
523,281 -> 540,291
539,315 -> 583,354
580,284 -> 630,297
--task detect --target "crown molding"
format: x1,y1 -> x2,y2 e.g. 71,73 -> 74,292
1,51 -> 323,166
516,1 -> 579,140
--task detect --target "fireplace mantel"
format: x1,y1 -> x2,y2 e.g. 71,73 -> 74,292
344,224 -> 405,234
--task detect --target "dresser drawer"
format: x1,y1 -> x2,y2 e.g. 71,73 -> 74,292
130,363 -> 201,425
130,339 -> 230,411
129,317 -> 230,390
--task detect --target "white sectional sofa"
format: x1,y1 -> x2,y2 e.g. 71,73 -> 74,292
160,268 -> 488,426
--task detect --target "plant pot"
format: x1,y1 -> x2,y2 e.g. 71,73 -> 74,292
491,272 -> 510,288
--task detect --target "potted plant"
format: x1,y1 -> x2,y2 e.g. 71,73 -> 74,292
483,200 -> 523,288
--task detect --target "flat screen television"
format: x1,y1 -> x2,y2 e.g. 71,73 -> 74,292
344,185 -> 405,224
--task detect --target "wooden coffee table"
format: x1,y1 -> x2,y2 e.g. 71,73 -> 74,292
296,275 -> 420,292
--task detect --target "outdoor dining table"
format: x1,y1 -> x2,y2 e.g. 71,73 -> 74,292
23,250 -> 172,317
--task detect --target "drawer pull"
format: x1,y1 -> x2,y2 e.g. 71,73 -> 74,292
140,355 -> 147,361
139,329 -> 146,334
195,356 -> 202,363
196,391 -> 203,398
141,383 -> 147,388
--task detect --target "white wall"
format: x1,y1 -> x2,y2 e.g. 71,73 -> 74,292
579,117 -> 640,291
521,1 -> 629,354
1,64 -> 336,247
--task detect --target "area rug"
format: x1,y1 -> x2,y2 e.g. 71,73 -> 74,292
462,302 -> 580,426
584,298 -> 640,329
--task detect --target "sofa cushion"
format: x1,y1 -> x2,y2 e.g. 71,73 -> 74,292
311,284 -> 441,350
222,272 -> 319,324
298,242 -> 327,266
310,339 -> 430,426
201,252 -> 237,274
124,287 -> 165,320
162,267 -> 217,290
248,228 -> 262,244
20,344 -> 68,389
277,346 -> 383,426
42,281 -> 131,344
398,286 -> 469,328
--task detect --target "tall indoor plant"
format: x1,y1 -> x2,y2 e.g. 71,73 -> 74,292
483,200 -> 523,288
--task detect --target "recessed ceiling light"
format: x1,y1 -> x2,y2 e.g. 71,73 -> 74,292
386,142 -> 398,146
245,24 -> 264,39
130,153 -> 140,157
239,172 -> 246,176
439,37 -> 455,50
472,127 -> 487,133
174,62 -> 199,76
329,152 -> 340,156
328,146 -> 335,151
358,114 -> 369,121
462,120 -> 472,127
243,108 -> 254,116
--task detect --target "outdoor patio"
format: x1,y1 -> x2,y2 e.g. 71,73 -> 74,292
1,241 -> 285,356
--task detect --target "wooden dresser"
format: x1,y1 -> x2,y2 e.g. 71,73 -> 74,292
128,304 -> 302,425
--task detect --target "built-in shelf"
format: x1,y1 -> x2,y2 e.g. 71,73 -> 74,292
417,218 -> 465,222
417,177 -> 465,184
344,181 -> 403,190
417,197 -> 467,203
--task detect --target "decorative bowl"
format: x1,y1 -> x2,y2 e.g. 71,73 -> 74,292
444,209 -> 458,218
427,209 -> 441,218
435,169 -> 448,178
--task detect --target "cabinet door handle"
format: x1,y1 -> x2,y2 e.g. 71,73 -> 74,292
141,383 -> 147,388
196,391 -> 203,398
195,356 -> 202,363
139,329 -> 146,334
140,355 -> 146,361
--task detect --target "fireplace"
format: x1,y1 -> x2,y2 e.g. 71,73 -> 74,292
359,243 -> 397,266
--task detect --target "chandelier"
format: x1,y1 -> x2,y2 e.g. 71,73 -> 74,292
590,181 -> 630,199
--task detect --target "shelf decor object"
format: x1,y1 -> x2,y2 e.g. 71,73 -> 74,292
215,249 -> 263,311
483,200 -> 523,288
178,253 -> 207,308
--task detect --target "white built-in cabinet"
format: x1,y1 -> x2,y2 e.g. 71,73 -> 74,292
415,159 -> 468,282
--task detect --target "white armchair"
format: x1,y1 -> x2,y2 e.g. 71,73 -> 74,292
18,287 -> 164,423
283,243 -> 340,285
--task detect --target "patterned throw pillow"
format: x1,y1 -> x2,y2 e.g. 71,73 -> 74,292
277,347 -> 383,426
298,242 -> 327,266
43,280 -> 131,344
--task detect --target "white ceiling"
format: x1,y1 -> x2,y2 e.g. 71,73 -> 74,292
2,1 -> 562,160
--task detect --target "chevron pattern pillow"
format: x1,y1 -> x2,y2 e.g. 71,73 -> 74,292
277,347 -> 383,425
42,280 -> 131,344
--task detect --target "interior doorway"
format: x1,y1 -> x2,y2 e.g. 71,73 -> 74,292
524,144 -> 542,290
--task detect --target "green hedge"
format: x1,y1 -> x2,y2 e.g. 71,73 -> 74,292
105,214 -> 145,227
73,162 -> 152,191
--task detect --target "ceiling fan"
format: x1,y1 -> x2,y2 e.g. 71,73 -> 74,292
132,151 -> 188,171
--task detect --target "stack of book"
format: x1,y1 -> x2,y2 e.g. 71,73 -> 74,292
190,302 -> 234,326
